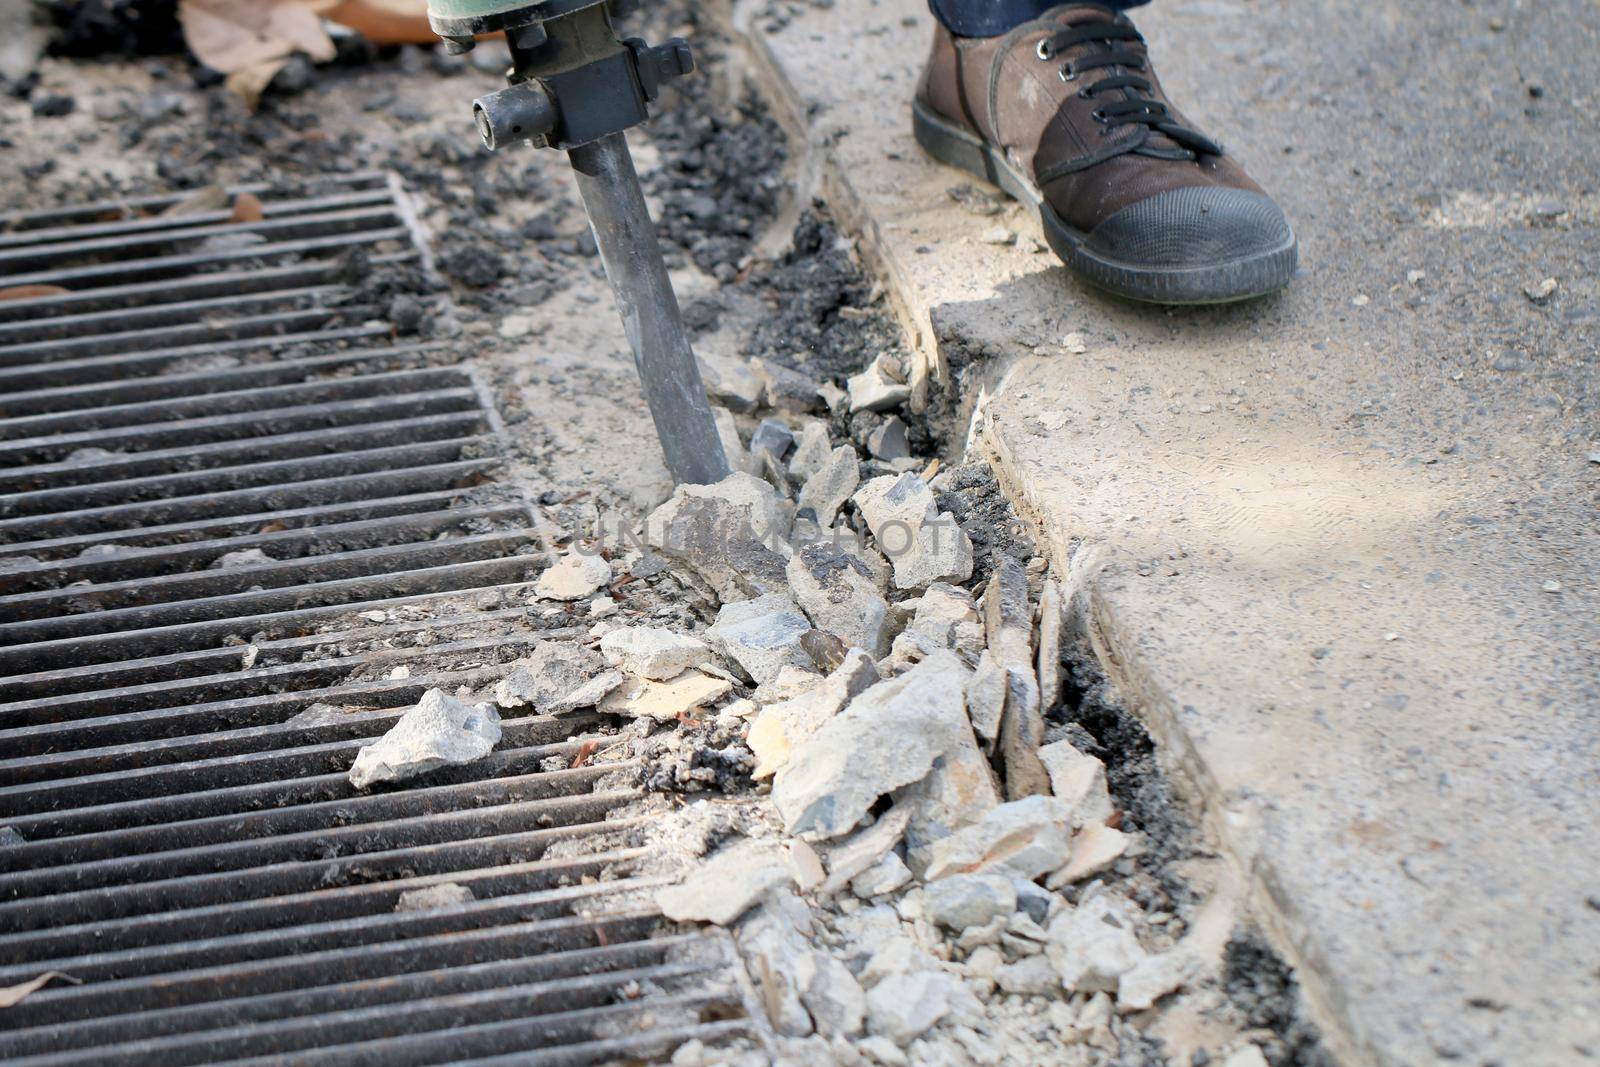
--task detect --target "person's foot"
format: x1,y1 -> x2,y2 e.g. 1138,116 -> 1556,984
913,4 -> 1296,304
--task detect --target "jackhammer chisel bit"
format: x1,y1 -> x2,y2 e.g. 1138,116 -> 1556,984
428,0 -> 730,486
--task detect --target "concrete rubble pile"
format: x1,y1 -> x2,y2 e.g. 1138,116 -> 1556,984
335,385 -> 1265,1066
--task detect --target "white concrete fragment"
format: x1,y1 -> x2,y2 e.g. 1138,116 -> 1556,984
865,972 -> 975,1046
394,882 -> 474,912
598,669 -> 732,722
712,406 -> 760,477
797,951 -> 867,1037
210,547 -> 273,569
994,954 -> 1059,995
656,841 -> 792,925
599,626 -> 714,680
534,551 -> 612,601
922,796 -> 1074,881
1116,948 -> 1202,1011
349,689 -> 501,789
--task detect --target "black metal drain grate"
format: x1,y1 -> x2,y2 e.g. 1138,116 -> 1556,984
0,177 -> 761,1065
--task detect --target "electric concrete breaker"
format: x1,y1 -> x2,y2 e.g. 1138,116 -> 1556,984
428,0 -> 731,486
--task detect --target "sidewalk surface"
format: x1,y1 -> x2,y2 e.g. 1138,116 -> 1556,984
734,0 -> 1600,1063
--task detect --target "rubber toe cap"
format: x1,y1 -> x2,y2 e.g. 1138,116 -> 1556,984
1085,187 -> 1294,268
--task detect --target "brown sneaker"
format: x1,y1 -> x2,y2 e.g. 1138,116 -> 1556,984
914,4 -> 1296,303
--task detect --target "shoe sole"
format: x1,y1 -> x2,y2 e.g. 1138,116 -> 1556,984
912,99 -> 1297,305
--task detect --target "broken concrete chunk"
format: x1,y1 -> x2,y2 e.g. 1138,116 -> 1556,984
788,422 -> 833,482
599,626 -> 714,681
922,795 -> 1074,881
751,664 -> 823,704
712,406 -> 761,477
819,806 -> 913,895
984,558 -> 1050,799
494,641 -> 622,713
1046,895 -> 1147,993
1047,823 -> 1131,888
749,649 -> 879,779
847,358 -> 912,413
772,651 -> 975,840
798,950 -> 868,1038
787,542 -> 895,657
535,551 -> 612,601
598,669 -> 733,722
865,972 -> 977,1046
892,720 -> 1001,876
751,418 -> 796,460
0,827 -> 24,847
867,416 -> 910,462
995,954 -> 1059,995
646,473 -> 793,601
701,353 -> 764,413
740,907 -> 817,1037
965,650 -> 1008,747
850,851 -> 913,899
795,446 -> 860,528
1036,578 -> 1063,711
925,873 -> 1018,932
395,882 -> 475,912
853,473 -> 973,590
707,593 -> 813,686
1037,740 -> 1115,828
657,840 -> 792,926
349,689 -> 501,789
754,358 -> 825,413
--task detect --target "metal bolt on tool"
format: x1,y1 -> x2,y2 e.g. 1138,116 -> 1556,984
427,0 -> 730,486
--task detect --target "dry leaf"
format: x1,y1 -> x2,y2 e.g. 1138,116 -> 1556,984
161,185 -> 229,218
0,284 -> 70,302
0,972 -> 81,1009
323,0 -> 436,44
230,192 -> 265,223
225,57 -> 291,110
179,0 -> 335,74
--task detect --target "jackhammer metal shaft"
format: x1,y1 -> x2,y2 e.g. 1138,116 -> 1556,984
428,0 -> 729,486
568,133 -> 729,486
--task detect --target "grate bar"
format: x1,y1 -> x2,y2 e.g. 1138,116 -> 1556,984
0,936 -> 693,1058
0,206 -> 405,271
0,253 -> 415,324
0,172 -> 391,231
0,606 -> 551,701
0,286 -> 348,344
0,910 -> 663,1027
0,173 -> 756,1066
0,366 -> 467,440
0,326 -> 392,391
0,189 -> 396,251
1,731 -> 595,840
0,227 -> 412,291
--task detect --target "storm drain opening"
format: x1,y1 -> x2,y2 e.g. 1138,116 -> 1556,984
0,177 -> 763,1065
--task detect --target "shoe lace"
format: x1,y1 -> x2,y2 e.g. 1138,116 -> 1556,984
1035,16 -> 1222,158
